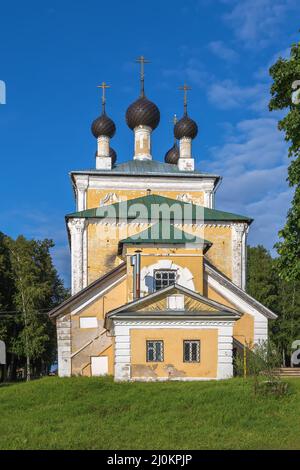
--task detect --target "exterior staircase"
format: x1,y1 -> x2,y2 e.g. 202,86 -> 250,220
275,368 -> 300,377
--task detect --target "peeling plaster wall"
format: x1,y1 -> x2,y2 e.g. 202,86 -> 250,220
113,320 -> 234,381
131,328 -> 218,379
69,278 -> 127,376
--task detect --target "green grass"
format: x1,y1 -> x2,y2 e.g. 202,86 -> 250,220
1,376 -> 300,450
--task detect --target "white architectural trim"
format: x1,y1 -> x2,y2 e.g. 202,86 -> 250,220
68,218 -> 87,295
70,274 -> 127,316
57,315 -> 71,377
76,177 -> 89,212
231,223 -> 248,289
72,174 -> 217,211
140,260 -> 195,295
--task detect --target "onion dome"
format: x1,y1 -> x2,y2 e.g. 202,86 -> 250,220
165,143 -> 179,164
109,147 -> 117,165
126,96 -> 160,130
174,115 -> 198,140
91,113 -> 116,138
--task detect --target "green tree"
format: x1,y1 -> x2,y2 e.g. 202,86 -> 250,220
269,41 -> 300,281
247,245 -> 300,366
3,235 -> 68,381
246,245 -> 279,310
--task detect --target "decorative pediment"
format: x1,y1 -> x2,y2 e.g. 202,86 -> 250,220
106,283 -> 241,319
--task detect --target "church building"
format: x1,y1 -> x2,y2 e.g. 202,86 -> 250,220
49,57 -> 277,381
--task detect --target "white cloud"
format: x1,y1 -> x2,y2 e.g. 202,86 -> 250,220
207,79 -> 268,111
205,117 -> 292,251
208,41 -> 239,62
223,0 -> 297,47
162,57 -> 210,88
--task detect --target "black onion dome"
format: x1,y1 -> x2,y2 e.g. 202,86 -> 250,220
109,147 -> 117,165
126,96 -> 160,130
91,113 -> 116,138
174,115 -> 198,140
165,143 -> 179,164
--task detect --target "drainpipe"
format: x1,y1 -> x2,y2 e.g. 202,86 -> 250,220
135,251 -> 141,299
130,251 -> 141,300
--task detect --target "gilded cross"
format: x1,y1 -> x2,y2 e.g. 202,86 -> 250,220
179,83 -> 191,115
135,55 -> 150,97
97,81 -> 110,113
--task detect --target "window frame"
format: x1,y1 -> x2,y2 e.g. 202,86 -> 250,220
146,340 -> 164,362
183,340 -> 200,363
153,269 -> 177,291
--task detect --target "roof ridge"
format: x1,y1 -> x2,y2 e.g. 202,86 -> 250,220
66,194 -> 253,223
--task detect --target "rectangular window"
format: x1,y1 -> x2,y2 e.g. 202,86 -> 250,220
183,340 -> 200,363
146,340 -> 164,362
154,269 -> 176,291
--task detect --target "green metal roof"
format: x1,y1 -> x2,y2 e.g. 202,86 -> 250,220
71,159 -> 220,179
67,194 -> 253,223
120,222 -> 211,246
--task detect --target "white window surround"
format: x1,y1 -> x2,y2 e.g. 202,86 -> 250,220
141,260 -> 195,295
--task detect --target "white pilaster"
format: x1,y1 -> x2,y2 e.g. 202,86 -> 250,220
204,190 -> 214,209
57,316 -> 71,377
96,135 -> 112,170
68,218 -> 86,295
178,137 -> 194,171
76,178 -> 89,212
114,325 -> 131,381
231,223 -> 247,289
134,125 -> 152,160
217,324 -> 233,379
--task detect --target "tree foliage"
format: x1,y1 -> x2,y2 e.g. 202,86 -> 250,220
0,233 -> 68,380
269,41 -> 300,281
247,246 -> 300,366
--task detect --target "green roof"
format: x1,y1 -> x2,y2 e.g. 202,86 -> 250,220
71,160 -> 220,179
67,194 -> 252,223
120,222 -> 212,247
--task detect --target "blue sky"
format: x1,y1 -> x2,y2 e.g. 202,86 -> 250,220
0,0 -> 299,286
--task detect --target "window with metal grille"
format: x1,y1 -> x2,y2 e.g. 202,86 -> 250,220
154,269 -> 176,291
183,340 -> 200,362
146,340 -> 164,362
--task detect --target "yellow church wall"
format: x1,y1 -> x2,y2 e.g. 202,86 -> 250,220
205,283 -> 236,308
81,342 -> 115,377
87,222 -> 152,284
130,328 -> 218,379
233,314 -> 254,346
70,279 -> 126,375
205,284 -> 254,346
86,188 -> 205,209
124,246 -> 204,301
87,220 -> 233,286
183,225 -> 232,279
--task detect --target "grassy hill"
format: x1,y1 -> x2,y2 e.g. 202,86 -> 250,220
1,376 -> 300,450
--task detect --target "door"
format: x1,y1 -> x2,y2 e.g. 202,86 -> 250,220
91,356 -> 108,376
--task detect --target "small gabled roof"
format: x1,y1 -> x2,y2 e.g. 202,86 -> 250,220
105,283 -> 241,329
119,222 -> 212,252
66,194 -> 253,223
48,262 -> 126,319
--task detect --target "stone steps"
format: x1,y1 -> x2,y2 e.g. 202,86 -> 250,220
275,368 -> 300,377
